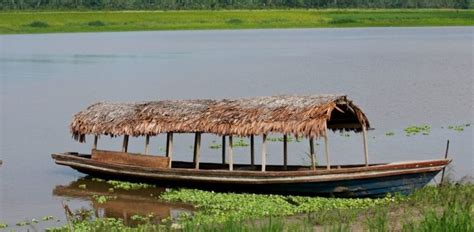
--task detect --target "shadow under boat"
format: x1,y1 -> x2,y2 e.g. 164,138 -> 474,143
53,177 -> 194,225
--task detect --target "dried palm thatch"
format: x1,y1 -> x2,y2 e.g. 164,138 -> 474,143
71,95 -> 369,142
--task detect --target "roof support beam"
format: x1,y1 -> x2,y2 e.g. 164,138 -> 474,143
228,136 -> 233,171
122,135 -> 129,153
309,137 -> 316,170
166,132 -> 173,168
250,135 -> 255,167
93,135 -> 98,150
362,126 -> 369,166
283,134 -> 288,170
193,132 -> 201,169
222,135 -> 226,166
324,134 -> 330,170
261,134 -> 267,172
144,135 -> 150,154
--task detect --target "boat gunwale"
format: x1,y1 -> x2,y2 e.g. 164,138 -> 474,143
52,152 -> 450,179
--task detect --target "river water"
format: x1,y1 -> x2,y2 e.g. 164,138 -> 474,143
0,27 -> 472,230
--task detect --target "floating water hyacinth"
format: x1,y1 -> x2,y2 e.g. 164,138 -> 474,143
447,123 -> 470,132
93,195 -> 117,204
233,138 -> 249,147
385,131 -> 395,136
404,125 -> 430,136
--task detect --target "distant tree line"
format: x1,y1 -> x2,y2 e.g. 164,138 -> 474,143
1,0 -> 471,10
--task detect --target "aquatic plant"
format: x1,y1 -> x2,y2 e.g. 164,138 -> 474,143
340,132 -> 351,137
267,135 -> 301,142
106,179 -> 155,190
404,125 -> 430,136
447,123 -> 470,132
16,220 -> 30,226
160,188 -> 396,225
92,195 -> 117,204
91,178 -> 155,190
385,131 -> 395,136
42,216 -> 54,221
209,141 -> 221,149
233,138 -> 249,147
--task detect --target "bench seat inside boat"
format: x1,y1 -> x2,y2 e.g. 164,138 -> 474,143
91,149 -> 170,169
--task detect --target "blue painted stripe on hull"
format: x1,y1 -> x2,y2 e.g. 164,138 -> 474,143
258,171 -> 439,197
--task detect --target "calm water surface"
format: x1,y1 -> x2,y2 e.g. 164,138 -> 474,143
0,27 -> 473,230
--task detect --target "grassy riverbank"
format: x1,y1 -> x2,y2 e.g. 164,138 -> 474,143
17,180 -> 469,231
1,9 -> 473,34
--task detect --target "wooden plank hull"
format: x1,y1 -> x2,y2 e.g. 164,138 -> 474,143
52,153 -> 449,197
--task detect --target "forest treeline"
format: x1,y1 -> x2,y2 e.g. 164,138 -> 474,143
1,0 -> 472,10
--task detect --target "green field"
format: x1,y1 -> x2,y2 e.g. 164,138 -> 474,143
1,9 -> 473,34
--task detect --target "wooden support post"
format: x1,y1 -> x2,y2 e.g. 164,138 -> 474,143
440,140 -> 450,186
166,132 -> 173,168
193,133 -> 201,169
144,135 -> 150,154
93,135 -> 98,150
261,134 -> 267,172
250,135 -> 255,167
122,135 -> 129,153
324,135 -> 330,170
283,134 -> 288,170
362,126 -> 369,167
309,137 -> 316,170
222,135 -> 226,165
228,136 -> 233,171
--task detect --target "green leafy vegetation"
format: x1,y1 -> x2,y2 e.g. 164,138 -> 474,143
329,18 -> 358,24
226,18 -> 243,25
160,188 -> 396,225
1,10 -> 473,34
232,138 -> 249,147
15,220 -> 30,226
45,183 -> 473,231
267,135 -> 301,142
447,123 -> 470,132
42,216 -> 54,221
92,194 -> 117,204
87,20 -> 106,27
0,223 -> 7,229
209,141 -> 221,149
404,125 -> 431,136
340,132 -> 351,137
78,184 -> 87,189
91,178 -> 155,190
27,20 -> 49,28
1,0 -> 470,10
385,131 -> 395,136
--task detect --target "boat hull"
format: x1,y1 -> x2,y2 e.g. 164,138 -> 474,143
52,153 -> 449,197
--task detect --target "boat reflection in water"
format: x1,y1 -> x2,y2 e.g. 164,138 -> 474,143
53,177 -> 194,225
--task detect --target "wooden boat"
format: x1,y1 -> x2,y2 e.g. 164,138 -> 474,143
52,95 -> 450,197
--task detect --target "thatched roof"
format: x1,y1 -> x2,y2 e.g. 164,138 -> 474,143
71,95 -> 369,142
